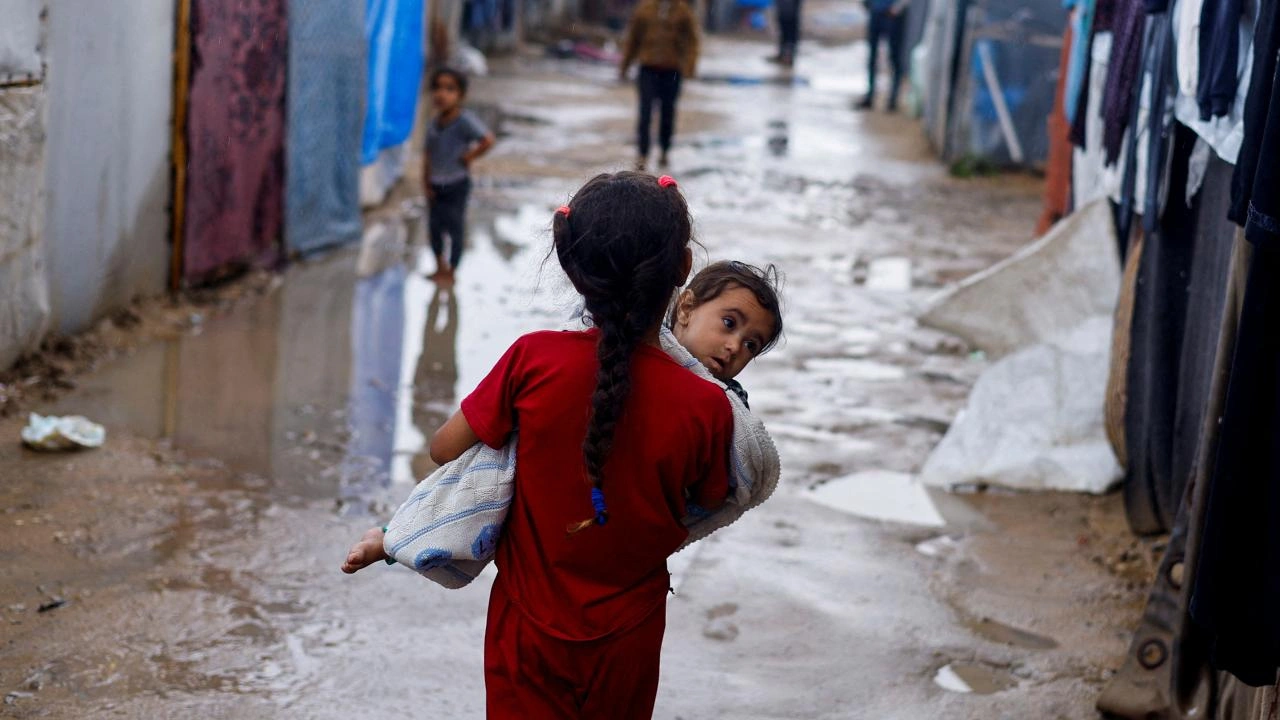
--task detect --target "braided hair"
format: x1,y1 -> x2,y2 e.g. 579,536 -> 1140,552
552,172 -> 693,534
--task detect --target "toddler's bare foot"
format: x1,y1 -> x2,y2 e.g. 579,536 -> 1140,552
342,527 -> 388,574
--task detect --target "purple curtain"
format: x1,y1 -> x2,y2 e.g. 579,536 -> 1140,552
184,0 -> 288,282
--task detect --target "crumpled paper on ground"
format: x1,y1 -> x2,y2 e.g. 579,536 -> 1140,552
21,413 -> 106,451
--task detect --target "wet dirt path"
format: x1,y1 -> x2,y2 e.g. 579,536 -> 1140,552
1,34 -> 1151,720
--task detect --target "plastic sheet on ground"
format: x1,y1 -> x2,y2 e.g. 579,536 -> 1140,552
21,414 -> 106,451
920,317 -> 1122,494
918,199 -> 1120,359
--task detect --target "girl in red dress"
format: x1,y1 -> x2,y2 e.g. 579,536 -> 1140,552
433,172 -> 734,718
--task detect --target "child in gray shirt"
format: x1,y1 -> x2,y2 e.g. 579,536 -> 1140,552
424,68 -> 495,282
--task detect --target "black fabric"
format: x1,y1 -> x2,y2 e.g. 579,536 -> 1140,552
637,66 -> 682,157
1099,236 -> 1274,719
1103,0 -> 1148,165
1191,244 -> 1280,687
1123,125 -> 1237,534
866,9 -> 906,106
1196,0 -> 1246,120
1142,11 -> 1174,236
428,177 -> 472,269
1229,0 -> 1280,244
776,0 -> 801,60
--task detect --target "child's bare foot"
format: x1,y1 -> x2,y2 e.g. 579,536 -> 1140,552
341,527 -> 389,574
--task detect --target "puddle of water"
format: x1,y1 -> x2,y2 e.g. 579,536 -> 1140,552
697,73 -> 811,87
963,617 -> 1059,650
807,471 -> 946,527
933,662 -> 1016,695
803,357 -> 906,381
865,257 -> 912,291
767,422 -> 876,451
39,202 -> 565,506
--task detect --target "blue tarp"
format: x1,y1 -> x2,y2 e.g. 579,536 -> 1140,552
362,0 -> 424,164
287,0 -> 365,254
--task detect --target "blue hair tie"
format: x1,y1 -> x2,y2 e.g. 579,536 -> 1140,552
591,488 -> 609,525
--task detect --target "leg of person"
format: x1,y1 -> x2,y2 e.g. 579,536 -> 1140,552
657,70 -> 680,168
782,0 -> 802,65
446,178 -> 472,272
485,580 -> 580,719
428,185 -> 448,277
860,11 -> 883,108
578,601 -> 666,720
886,12 -> 906,111
637,68 -> 656,170
774,0 -> 796,62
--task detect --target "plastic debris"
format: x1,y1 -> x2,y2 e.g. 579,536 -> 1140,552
20,414 -> 105,451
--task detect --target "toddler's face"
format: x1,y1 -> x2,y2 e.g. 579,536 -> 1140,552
673,285 -> 776,381
431,75 -> 463,113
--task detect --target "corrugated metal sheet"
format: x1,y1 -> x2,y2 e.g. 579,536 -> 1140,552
43,0 -> 174,333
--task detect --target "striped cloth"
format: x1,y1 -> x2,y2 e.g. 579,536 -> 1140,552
382,327 -> 781,588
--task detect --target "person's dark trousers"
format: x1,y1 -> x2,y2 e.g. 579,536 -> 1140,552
637,66 -> 683,159
428,177 -> 471,269
865,9 -> 906,108
777,0 -> 802,60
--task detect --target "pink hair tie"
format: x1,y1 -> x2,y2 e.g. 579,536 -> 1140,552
657,175 -> 677,188
556,205 -> 571,217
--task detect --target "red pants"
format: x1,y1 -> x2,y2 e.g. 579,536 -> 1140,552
484,578 -> 666,719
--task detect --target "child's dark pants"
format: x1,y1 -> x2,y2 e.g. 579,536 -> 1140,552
637,67 -> 682,158
484,577 -> 665,719
429,177 -> 472,269
867,9 -> 906,106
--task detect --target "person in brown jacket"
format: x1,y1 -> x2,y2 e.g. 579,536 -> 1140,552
620,0 -> 700,170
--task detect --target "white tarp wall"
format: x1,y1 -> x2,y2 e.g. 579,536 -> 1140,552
0,0 -> 50,369
43,0 -> 174,334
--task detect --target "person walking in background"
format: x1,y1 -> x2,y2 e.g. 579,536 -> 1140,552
620,0 -> 700,171
770,0 -> 802,69
423,67 -> 495,283
857,0 -> 909,111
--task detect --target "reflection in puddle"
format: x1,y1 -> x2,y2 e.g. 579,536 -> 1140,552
806,471 -> 946,527
37,202 -> 562,509
933,662 -> 1016,695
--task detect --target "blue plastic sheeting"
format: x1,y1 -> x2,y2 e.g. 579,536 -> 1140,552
287,0 -> 365,254
362,0 -> 424,165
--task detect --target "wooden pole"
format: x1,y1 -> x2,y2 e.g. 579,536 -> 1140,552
170,0 -> 193,293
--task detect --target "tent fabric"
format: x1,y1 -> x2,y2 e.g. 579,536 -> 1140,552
287,0 -> 365,255
361,0 -> 424,165
184,0 -> 287,281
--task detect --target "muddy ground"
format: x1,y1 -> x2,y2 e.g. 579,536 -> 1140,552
1,27 -> 1158,720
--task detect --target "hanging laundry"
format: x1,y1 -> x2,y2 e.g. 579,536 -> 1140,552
1229,0 -> 1279,245
1197,0 -> 1246,119
1064,0 -> 1094,125
1102,0 -> 1148,165
1175,0 -> 1205,97
1171,0 -> 1252,163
